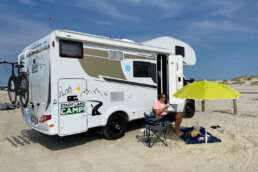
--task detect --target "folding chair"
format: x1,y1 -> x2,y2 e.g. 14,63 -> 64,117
137,112 -> 171,148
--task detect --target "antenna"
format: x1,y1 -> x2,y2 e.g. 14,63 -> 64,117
48,16 -> 54,28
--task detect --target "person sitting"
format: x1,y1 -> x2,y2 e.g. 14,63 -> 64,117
153,93 -> 183,136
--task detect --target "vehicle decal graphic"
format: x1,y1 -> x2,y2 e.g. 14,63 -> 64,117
103,77 -> 157,89
79,55 -> 126,80
60,101 -> 85,115
75,86 -> 81,93
59,86 -> 72,98
87,100 -> 103,116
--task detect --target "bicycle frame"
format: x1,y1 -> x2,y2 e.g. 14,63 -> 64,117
1,59 -> 29,106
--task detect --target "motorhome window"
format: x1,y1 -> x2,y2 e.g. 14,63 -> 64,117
133,61 -> 156,80
134,61 -> 149,77
175,46 -> 185,57
59,40 -> 83,58
150,63 -> 157,83
109,50 -> 124,61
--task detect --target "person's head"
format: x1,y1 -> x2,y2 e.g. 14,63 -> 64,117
158,93 -> 166,103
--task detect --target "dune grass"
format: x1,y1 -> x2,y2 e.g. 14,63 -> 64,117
251,81 -> 258,85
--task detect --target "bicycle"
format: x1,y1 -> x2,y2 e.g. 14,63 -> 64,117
0,61 -> 29,107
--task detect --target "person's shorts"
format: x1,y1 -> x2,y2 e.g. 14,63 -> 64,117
161,112 -> 177,122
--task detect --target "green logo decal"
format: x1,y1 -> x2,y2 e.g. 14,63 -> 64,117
60,101 -> 85,115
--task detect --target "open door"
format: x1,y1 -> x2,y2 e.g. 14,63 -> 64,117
168,55 -> 185,111
157,54 -> 185,111
157,54 -> 169,100
58,78 -> 87,136
168,55 -> 184,100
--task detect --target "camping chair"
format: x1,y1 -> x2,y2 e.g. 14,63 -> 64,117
137,112 -> 171,147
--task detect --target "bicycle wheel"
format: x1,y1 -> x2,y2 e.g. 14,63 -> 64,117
19,75 -> 29,107
8,76 -> 17,105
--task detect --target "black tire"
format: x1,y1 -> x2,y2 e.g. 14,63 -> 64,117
7,76 -> 17,105
103,112 -> 128,140
19,75 -> 29,107
183,99 -> 195,118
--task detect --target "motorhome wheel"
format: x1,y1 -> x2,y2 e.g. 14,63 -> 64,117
104,112 -> 128,140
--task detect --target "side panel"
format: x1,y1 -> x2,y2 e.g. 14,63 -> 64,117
58,78 -> 87,136
176,56 -> 184,89
168,55 -> 185,111
30,50 -> 50,115
51,38 -> 158,132
22,49 -> 53,133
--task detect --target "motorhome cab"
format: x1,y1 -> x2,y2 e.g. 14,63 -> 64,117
19,30 -> 196,139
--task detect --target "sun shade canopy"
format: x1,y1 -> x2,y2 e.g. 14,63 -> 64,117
173,80 -> 240,100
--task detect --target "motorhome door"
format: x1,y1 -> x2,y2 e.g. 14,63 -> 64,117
168,55 -> 184,104
58,79 -> 87,136
157,54 -> 169,98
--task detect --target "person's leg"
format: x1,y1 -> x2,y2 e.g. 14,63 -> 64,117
174,112 -> 183,136
163,112 -> 176,122
163,112 -> 183,136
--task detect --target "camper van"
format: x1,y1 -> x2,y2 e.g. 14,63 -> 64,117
19,30 -> 196,139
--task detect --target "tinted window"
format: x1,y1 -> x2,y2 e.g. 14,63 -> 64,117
133,61 -> 156,83
149,63 -> 157,83
134,61 -> 149,77
175,46 -> 185,57
59,40 -> 83,58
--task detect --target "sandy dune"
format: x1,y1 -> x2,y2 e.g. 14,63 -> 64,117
0,85 -> 258,172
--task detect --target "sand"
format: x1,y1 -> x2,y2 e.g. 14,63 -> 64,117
0,85 -> 258,172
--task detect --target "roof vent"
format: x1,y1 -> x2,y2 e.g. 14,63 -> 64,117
120,39 -> 135,43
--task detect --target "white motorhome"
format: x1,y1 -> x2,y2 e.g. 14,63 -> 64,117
19,30 -> 196,139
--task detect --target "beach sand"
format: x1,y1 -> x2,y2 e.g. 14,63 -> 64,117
0,84 -> 258,172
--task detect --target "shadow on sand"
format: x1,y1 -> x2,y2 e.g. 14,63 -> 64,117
5,119 -> 145,151
213,110 -> 233,115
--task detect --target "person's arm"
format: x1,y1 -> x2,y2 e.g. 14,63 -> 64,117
154,105 -> 169,116
153,108 -> 162,116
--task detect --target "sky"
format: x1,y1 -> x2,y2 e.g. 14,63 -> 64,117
0,0 -> 258,85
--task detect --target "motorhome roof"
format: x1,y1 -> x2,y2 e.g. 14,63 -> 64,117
22,30 -> 171,55
53,30 -> 171,54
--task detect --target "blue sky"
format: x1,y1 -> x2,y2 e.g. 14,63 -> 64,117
0,0 -> 258,85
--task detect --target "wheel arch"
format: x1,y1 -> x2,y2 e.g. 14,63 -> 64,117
102,106 -> 130,126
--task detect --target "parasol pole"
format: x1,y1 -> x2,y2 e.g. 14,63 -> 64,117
233,99 -> 237,114
201,100 -> 205,112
